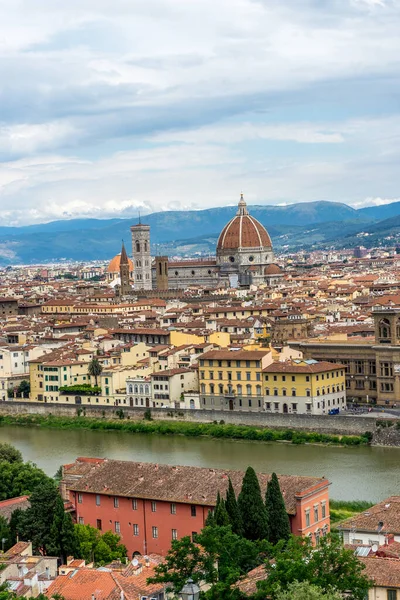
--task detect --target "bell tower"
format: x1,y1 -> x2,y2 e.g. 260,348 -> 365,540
119,241 -> 132,297
131,221 -> 152,290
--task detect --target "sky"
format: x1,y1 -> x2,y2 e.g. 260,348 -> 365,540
1,0 -> 400,225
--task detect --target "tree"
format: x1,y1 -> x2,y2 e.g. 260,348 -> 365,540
238,467 -> 268,541
0,515 -> 11,551
16,480 -> 67,555
214,493 -> 230,527
275,581 -> 343,600
17,380 -> 30,398
0,443 -> 22,464
88,358 -> 103,386
256,534 -> 372,600
47,494 -> 77,561
225,478 -> 243,536
74,524 -> 127,565
0,461 -> 51,500
265,473 -> 291,545
147,536 -> 211,594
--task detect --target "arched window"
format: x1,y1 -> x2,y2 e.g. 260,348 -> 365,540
139,385 -> 144,394
128,385 -> 133,394
136,241 -> 140,253
134,385 -> 138,394
396,318 -> 400,339
218,384 -> 223,394
237,384 -> 242,395
201,383 -> 206,394
210,383 -> 215,394
246,384 -> 252,396
379,318 -> 391,339
256,385 -> 261,396
144,242 -> 148,252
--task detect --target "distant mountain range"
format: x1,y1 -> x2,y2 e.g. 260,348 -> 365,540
2,200 -> 400,265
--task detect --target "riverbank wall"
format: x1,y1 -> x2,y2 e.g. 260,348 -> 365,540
1,400 -> 400,445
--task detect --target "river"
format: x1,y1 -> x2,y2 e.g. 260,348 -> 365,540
1,425 -> 399,502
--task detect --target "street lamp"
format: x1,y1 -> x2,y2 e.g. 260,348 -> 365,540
180,578 -> 200,600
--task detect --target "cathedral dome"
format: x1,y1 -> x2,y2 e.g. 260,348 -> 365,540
216,195 -> 272,251
264,263 -> 282,275
107,253 -> 134,274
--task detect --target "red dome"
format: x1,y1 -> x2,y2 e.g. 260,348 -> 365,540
217,195 -> 272,251
264,264 -> 282,275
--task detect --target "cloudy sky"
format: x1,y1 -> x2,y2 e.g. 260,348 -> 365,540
1,0 -> 400,225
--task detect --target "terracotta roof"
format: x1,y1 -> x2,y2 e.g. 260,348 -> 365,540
217,196 -> 272,251
64,459 -> 329,514
200,349 -> 269,361
340,496 -> 400,535
0,495 -> 30,522
234,564 -> 266,595
263,360 -> 344,374
107,254 -> 133,274
359,556 -> 400,588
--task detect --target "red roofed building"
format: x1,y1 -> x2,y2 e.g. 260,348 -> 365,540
62,458 -> 330,558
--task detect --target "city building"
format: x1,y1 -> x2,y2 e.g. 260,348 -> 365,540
263,359 -> 346,415
62,457 -> 331,557
340,496 -> 400,545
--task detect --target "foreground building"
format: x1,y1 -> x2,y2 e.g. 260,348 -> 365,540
62,457 -> 331,557
340,496 -> 400,545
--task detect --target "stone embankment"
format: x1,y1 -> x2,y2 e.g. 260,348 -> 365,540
2,400 -> 400,446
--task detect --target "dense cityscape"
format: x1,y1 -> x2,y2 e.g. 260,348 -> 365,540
2,0 -> 400,598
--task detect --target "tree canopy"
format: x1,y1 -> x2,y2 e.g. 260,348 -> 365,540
265,472 -> 291,545
0,460 -> 51,501
256,534 -> 372,600
275,581 -> 343,600
0,443 -> 22,464
74,524 -> 127,565
237,467 -> 268,541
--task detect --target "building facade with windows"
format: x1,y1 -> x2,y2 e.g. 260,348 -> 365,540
62,458 -> 331,557
198,349 -> 270,411
198,350 -> 345,415
263,360 -> 346,416
289,308 -> 400,406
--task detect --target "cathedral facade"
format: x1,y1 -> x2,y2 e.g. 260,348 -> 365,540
112,194 -> 282,292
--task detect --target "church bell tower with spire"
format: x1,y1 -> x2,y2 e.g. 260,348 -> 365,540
119,241 -> 132,297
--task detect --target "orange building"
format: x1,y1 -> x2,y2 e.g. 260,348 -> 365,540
62,458 -> 330,557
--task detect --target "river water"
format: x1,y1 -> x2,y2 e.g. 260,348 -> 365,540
1,425 -> 399,502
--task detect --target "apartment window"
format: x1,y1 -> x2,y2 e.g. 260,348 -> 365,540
172,529 -> 178,540
273,375 -> 277,381
380,362 -> 393,377
236,372 -> 241,380
132,498 -> 138,510
96,494 -> 100,506
265,388 -> 270,395
387,590 -> 397,600
291,376 -> 296,382
115,521 -> 120,533
292,403 -> 297,411
78,517 -> 84,525
114,497 -> 119,508
314,506 -> 319,522
321,503 -> 326,519
291,390 -> 296,397
209,371 -> 214,380
381,382 -> 394,393
191,505 -> 197,517
133,524 -> 139,536
265,402 -> 271,410
274,388 -> 278,396
209,360 -> 214,367
306,375 -> 310,382
306,389 -> 311,397
151,501 -> 157,512
265,375 -> 269,381
152,526 -> 158,538
200,371 -> 205,379
227,372 -> 232,381
170,503 -> 176,515
218,371 -> 223,380
305,510 -> 310,528
369,361 -> 376,375
96,519 -> 102,530
236,360 -> 241,367
77,493 -> 83,504
282,389 -> 287,396
282,375 -> 286,382
246,360 -> 251,368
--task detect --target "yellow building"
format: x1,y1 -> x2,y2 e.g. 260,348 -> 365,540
199,349 -> 270,411
30,357 -> 93,402
198,351 -> 346,415
263,359 -> 346,415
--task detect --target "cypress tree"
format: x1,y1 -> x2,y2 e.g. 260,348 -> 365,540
265,472 -> 291,544
214,496 -> 230,526
237,466 -> 268,541
225,478 -> 243,536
